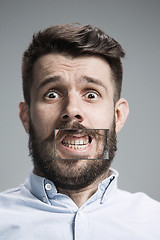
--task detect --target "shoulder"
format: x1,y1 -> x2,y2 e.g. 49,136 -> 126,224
1,186 -> 22,195
114,188 -> 160,218
0,185 -> 24,199
0,184 -> 36,209
117,188 -> 160,205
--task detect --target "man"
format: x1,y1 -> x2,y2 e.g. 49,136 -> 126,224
0,24 -> 160,239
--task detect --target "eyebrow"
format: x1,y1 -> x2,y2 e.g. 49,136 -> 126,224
37,76 -> 62,91
37,75 -> 108,93
80,76 -> 108,93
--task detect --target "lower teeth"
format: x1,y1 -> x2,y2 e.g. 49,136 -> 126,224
63,143 -> 89,150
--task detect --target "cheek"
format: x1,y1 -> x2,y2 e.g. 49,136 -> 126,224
87,104 -> 114,129
30,104 -> 59,137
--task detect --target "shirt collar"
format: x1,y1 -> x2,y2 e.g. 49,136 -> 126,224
99,168 -> 118,203
25,168 -> 119,205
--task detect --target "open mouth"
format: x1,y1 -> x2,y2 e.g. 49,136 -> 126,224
61,135 -> 92,150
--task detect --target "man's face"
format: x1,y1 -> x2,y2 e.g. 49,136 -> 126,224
26,54 -> 118,189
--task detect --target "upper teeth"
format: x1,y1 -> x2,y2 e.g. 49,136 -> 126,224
62,138 -> 89,145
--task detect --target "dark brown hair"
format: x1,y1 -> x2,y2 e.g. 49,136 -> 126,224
22,24 -> 125,106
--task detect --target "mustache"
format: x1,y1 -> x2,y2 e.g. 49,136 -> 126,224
44,121 -> 108,142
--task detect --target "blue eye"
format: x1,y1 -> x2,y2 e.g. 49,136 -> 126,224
45,91 -> 59,99
85,92 -> 98,99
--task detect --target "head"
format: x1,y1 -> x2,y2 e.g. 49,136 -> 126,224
22,23 -> 125,106
19,24 -> 129,190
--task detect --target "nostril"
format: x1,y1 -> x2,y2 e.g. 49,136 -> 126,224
63,115 -> 69,119
75,115 -> 81,119
62,114 -> 82,121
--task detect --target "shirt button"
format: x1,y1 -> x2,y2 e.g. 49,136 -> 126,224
45,183 -> 52,191
78,211 -> 84,217
42,196 -> 47,203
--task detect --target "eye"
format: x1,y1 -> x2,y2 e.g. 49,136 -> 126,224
85,91 -> 99,99
45,91 -> 60,99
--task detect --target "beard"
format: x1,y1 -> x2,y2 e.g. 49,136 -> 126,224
29,120 -> 117,190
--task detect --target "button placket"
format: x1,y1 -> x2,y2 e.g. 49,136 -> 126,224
74,210 -> 91,240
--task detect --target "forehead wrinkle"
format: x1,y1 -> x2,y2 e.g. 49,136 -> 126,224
33,54 -> 113,95
36,74 -> 110,94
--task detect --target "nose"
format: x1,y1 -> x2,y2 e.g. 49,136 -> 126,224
60,94 -> 84,123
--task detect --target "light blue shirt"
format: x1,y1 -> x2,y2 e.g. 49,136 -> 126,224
0,168 -> 160,240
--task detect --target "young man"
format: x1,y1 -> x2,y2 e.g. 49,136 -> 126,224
0,24 -> 159,239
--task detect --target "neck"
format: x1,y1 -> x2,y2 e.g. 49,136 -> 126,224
57,171 -> 109,208
33,166 -> 110,208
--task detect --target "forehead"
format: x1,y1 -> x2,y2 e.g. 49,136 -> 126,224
33,53 -> 112,77
32,53 -> 114,94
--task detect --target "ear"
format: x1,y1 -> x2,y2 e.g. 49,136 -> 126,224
115,98 -> 129,133
19,102 -> 30,134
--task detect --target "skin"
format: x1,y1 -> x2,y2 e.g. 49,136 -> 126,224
19,53 -> 129,207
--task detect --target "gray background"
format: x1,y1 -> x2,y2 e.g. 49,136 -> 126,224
0,0 -> 160,201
